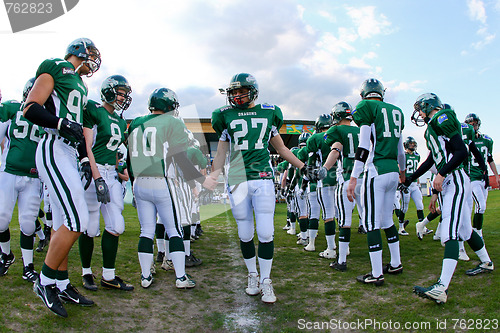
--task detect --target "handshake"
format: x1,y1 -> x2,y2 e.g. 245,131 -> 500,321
300,164 -> 327,182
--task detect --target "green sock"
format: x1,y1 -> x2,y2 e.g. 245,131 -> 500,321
138,237 -> 154,254
444,239 -> 459,260
417,210 -> 424,221
155,223 -> 165,239
473,213 -> 484,230
79,233 -> 94,268
258,241 -> 274,260
183,226 -> 191,240
240,240 -> 256,259
102,230 -> 119,269
169,236 -> 184,252
338,228 -> 351,242
384,224 -> 399,243
309,218 -> 319,230
20,232 -> 34,250
367,230 -> 383,252
0,229 -> 10,243
299,218 -> 308,232
467,231 -> 485,252
324,220 -> 335,236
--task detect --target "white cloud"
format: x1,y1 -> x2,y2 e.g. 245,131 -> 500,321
467,0 -> 487,23
466,0 -> 495,50
345,6 -> 393,39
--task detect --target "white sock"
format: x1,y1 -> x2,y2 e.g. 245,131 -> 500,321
170,251 -> 186,278
388,242 -> 401,267
258,257 -> 273,282
102,268 -> 115,281
326,235 -> 335,250
191,225 -> 196,235
36,228 -> 45,240
475,246 -> 491,263
244,257 -> 257,274
421,217 -> 429,226
309,229 -> 318,241
300,231 -> 307,240
439,258 -> 457,289
0,241 -> 11,254
184,240 -> 191,256
138,252 -> 154,278
369,250 -> 383,278
399,222 -> 404,230
57,278 -> 70,291
40,272 -> 55,286
458,241 -> 465,252
82,267 -> 92,276
21,249 -> 33,266
290,222 -> 296,231
156,238 -> 165,253
338,242 -> 349,263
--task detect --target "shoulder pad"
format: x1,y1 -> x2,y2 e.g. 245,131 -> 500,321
482,134 -> 492,140
461,123 -> 468,128
220,106 -> 232,112
261,103 -> 275,110
414,152 -> 420,156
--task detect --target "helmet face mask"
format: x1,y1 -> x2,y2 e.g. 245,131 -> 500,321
22,77 -> 36,102
226,73 -> 258,109
360,78 -> 385,100
315,114 -> 333,132
148,88 -> 180,115
331,102 -> 353,124
404,136 -> 417,151
65,38 -> 101,77
101,75 -> 132,111
412,93 -> 442,127
465,113 -> 481,132
298,132 -> 311,146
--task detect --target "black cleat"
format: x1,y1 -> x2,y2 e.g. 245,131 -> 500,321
156,251 -> 165,263
330,262 -> 347,271
185,253 -> 203,267
36,239 -> 48,253
22,263 -> 39,283
82,274 -> 98,291
101,276 -> 134,291
356,273 -> 384,286
34,279 -> 67,317
0,251 -> 15,276
383,263 -> 403,275
358,225 -> 367,234
58,284 -> 94,306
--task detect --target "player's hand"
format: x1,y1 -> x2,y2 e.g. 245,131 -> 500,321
132,196 -> 137,209
397,183 -> 409,194
95,177 -> 110,204
483,171 -> 490,189
433,174 -> 445,192
58,118 -> 84,143
346,177 -> 357,202
202,175 -> 218,191
298,188 -> 306,199
429,193 -> 438,213
313,167 -> 327,180
80,159 -> 92,190
300,163 -> 314,181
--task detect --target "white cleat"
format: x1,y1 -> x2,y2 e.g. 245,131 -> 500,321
245,272 -> 260,296
304,243 -> 315,252
398,229 -> 409,236
458,249 -> 470,261
319,249 -> 336,259
260,278 -> 276,304
286,228 -> 296,235
416,221 -> 426,240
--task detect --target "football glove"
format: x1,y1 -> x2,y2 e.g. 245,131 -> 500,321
397,183 -> 409,194
80,158 -> 92,191
94,177 -> 111,204
313,167 -> 327,180
58,118 -> 84,143
483,171 -> 490,189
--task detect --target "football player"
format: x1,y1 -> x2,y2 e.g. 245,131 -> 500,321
323,102 -> 363,270
409,93 -> 493,304
79,75 -> 134,292
347,79 -> 405,286
128,88 -> 216,290
24,38 -> 100,317
294,132 -> 311,246
210,73 -> 310,304
0,78 -> 42,282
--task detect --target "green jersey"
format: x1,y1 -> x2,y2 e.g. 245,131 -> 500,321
461,123 -> 475,173
0,100 -> 43,177
424,109 -> 462,172
187,146 -> 208,169
276,161 -> 289,173
470,133 -> 493,181
83,100 -> 127,166
353,99 -> 404,174
306,131 -> 337,186
324,125 -> 360,182
405,152 -> 421,182
211,103 -> 283,186
128,113 -> 189,178
36,58 -> 88,136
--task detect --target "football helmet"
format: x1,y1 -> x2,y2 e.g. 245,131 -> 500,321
412,93 -> 442,127
464,113 -> 481,131
404,136 -> 417,151
315,114 -> 333,132
360,78 -> 385,100
148,88 -> 180,115
442,103 -> 454,111
64,38 -> 101,76
101,75 -> 132,111
22,77 -> 36,102
226,73 -> 258,109
331,101 -> 353,124
298,132 -> 311,146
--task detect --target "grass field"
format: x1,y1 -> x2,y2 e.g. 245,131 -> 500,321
0,190 -> 499,332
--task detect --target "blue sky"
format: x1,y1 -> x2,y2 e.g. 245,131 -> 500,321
1,0 -> 499,166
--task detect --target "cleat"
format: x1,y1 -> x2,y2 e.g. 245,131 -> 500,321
156,251 -> 165,263
151,262 -> 156,275
161,258 -> 174,271
296,238 -> 308,246
413,282 -> 447,304
319,249 -> 336,259
358,225 -> 367,234
282,224 -> 290,230
33,279 -> 67,317
424,228 -> 433,235
286,228 -> 296,235
304,243 -> 315,252
22,264 -> 39,283
101,276 -> 134,291
0,251 -> 15,276
185,253 -> 203,267
58,284 -> 94,306
245,272 -> 260,296
260,278 -> 276,304
398,229 -> 409,236
356,273 -> 384,286
465,261 -> 494,276
415,221 -> 426,240
403,220 -> 409,229
82,274 -> 98,291
433,233 -> 440,241
458,249 -> 470,261
36,239 -> 48,252
195,225 -> 203,236
383,263 -> 403,275
176,274 -> 195,289
141,274 -> 154,288
330,261 -> 347,271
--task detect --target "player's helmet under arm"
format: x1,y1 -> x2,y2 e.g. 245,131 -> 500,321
360,78 -> 385,100
315,114 -> 333,132
331,102 -> 353,124
464,113 -> 481,130
148,88 -> 180,115
101,75 -> 132,111
226,73 -> 259,109
298,132 -> 311,146
404,136 -> 417,151
22,77 -> 36,102
412,93 -> 442,127
65,38 -> 101,76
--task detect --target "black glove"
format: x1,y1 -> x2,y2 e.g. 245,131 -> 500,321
300,163 -> 316,181
313,167 -> 327,180
483,171 -> 490,189
132,196 -> 137,209
397,183 -> 409,194
80,158 -> 92,191
403,176 -> 413,187
58,118 -> 84,143
94,177 -> 111,204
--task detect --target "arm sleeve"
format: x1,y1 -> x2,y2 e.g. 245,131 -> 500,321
350,124 -> 370,178
438,134 -> 468,176
397,135 -> 406,171
171,148 -> 205,182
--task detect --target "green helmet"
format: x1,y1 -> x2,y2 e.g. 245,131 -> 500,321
360,78 -> 385,100
22,77 -> 36,102
315,113 -> 333,132
298,132 -> 311,146
101,75 -> 132,111
442,103 -> 454,111
148,88 -> 180,115
226,73 -> 259,109
64,38 -> 101,76
465,113 -> 481,131
331,101 -> 353,124
404,136 -> 417,151
412,93 -> 442,127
